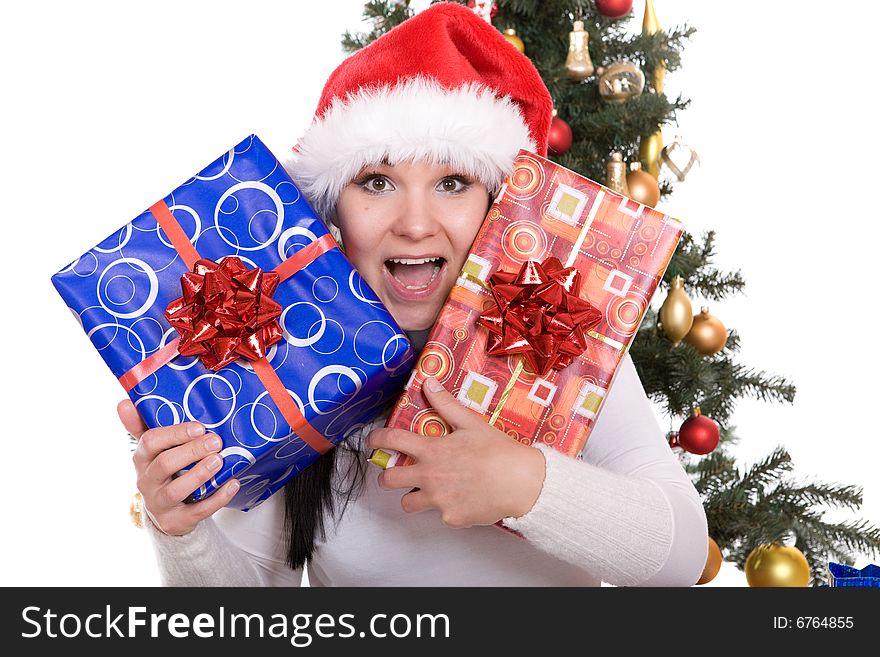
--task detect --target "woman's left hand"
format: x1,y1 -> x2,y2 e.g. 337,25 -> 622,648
366,376 -> 546,528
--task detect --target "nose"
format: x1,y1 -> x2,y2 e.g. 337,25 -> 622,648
390,190 -> 441,241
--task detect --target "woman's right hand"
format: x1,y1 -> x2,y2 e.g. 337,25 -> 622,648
117,399 -> 240,536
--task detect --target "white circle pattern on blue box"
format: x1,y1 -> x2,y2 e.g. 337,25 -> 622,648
51,135 -> 415,511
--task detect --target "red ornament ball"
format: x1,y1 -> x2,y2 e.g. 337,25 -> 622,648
595,0 -> 634,19
548,116 -> 573,156
678,409 -> 720,455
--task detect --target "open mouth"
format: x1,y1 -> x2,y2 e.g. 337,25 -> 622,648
384,256 -> 447,292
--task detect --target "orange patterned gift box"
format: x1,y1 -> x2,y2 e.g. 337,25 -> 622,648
372,150 -> 683,469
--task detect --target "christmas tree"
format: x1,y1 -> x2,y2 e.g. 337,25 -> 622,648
343,0 -> 880,585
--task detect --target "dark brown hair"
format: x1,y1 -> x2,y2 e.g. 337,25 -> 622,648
282,437 -> 369,570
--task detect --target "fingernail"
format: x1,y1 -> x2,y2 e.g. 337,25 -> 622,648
204,435 -> 222,451
187,423 -> 206,437
227,480 -> 240,495
206,454 -> 222,470
424,376 -> 443,393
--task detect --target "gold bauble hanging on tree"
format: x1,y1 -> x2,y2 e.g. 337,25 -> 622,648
660,135 -> 701,182
605,152 -> 630,197
639,130 -> 664,179
626,162 -> 660,207
565,20 -> 594,80
684,306 -> 727,355
658,275 -> 693,344
642,0 -> 665,93
745,544 -> 811,587
642,0 -> 662,37
696,537 -> 723,585
503,27 -> 525,53
596,61 -> 645,103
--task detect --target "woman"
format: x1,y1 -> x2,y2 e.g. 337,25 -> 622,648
118,2 -> 708,587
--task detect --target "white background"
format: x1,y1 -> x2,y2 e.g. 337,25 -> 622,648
1,1 -> 876,587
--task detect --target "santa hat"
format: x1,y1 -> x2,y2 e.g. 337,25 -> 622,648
287,1 -> 552,222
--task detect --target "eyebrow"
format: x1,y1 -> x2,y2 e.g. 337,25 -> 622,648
355,157 -> 393,176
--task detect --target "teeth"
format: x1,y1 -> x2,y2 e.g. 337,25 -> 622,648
402,265 -> 442,290
388,257 -> 441,265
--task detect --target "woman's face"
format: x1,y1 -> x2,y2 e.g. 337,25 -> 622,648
336,160 -> 490,331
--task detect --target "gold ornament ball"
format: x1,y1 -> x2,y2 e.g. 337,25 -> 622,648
503,28 -> 525,53
658,275 -> 693,344
745,544 -> 811,587
696,537 -> 723,585
684,306 -> 727,355
626,162 -> 660,207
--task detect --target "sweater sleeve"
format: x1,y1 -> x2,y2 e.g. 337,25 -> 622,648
502,353 -> 708,587
145,490 -> 303,587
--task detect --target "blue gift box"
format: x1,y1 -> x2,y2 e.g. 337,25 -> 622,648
51,135 -> 415,510
827,562 -> 880,587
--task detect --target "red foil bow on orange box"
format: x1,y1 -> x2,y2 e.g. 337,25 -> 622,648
374,149 -> 683,471
478,256 -> 602,376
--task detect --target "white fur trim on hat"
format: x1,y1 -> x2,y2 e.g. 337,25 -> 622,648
286,77 -> 535,221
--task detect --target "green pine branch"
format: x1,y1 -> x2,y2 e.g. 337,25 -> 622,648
665,231 -> 746,301
630,307 -> 795,424
767,483 -> 865,512
632,229 -> 792,421
342,0 -> 414,53
689,449 -> 741,496
692,441 -> 880,584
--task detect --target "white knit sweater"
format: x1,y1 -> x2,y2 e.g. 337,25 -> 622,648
144,353 -> 708,587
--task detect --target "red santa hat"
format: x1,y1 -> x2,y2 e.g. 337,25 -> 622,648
288,1 -> 552,222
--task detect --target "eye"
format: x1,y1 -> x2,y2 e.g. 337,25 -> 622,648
437,176 -> 471,194
358,174 -> 395,194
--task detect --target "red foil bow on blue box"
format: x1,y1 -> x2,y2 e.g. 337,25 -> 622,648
51,135 -> 415,510
165,256 -> 285,371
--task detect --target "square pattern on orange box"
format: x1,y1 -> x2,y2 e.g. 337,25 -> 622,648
377,150 -> 683,467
